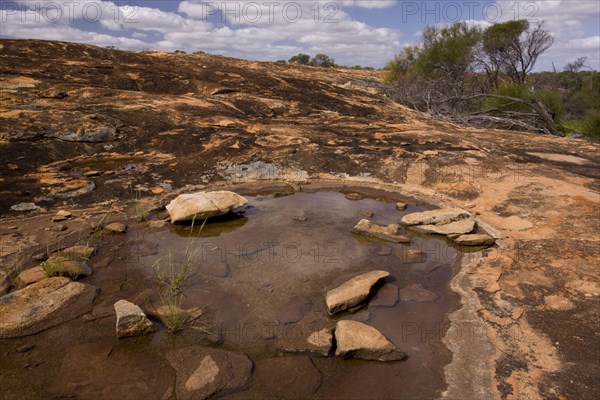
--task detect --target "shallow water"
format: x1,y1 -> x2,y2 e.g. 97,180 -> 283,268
0,191 -> 461,400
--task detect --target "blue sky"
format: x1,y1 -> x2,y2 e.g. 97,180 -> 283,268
1,1 -> 599,69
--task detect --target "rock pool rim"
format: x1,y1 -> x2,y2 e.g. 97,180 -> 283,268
0,177 -> 502,400
154,177 -> 501,400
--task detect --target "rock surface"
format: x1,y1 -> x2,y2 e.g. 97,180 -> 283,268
352,219 -> 411,243
0,277 -> 97,338
166,347 -> 252,400
325,270 -> 389,315
255,356 -> 322,398
166,191 -> 248,223
41,254 -> 92,279
410,218 -> 475,236
114,299 -> 155,338
370,283 -> 399,307
453,233 -> 495,247
401,208 -> 471,226
334,320 -> 406,361
15,266 -> 48,286
400,283 -> 440,303
276,313 -> 335,356
104,222 -> 128,234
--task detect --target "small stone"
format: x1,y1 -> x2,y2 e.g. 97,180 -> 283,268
395,202 -> 407,211
352,219 -> 411,243
104,222 -> 128,234
83,171 -> 101,177
345,193 -> 364,200
293,215 -> 307,221
362,210 -> 374,218
17,344 -> 35,353
397,249 -> 426,263
334,320 -> 406,362
56,210 -> 72,218
10,203 -> 39,212
325,270 -> 389,315
32,252 -> 48,262
166,191 -> 248,223
114,300 -> 155,339
376,245 -> 393,256
51,224 -> 68,232
82,313 -> 96,322
453,233 -> 495,247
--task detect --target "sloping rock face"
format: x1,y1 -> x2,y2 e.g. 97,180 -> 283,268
334,320 -> 406,362
0,277 -> 97,338
325,270 -> 389,315
166,347 -> 253,400
166,191 -> 248,223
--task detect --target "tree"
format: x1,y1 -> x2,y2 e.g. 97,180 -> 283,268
385,20 -> 560,135
482,20 -> 554,84
415,22 -> 482,83
310,53 -> 335,67
288,53 -> 311,65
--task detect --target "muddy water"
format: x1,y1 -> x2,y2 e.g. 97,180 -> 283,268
0,191 -> 460,400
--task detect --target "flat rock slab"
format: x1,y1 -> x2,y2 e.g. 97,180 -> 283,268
352,219 -> 411,243
255,356 -> 322,399
334,320 -> 406,362
276,295 -> 313,324
401,208 -> 471,226
453,233 -> 495,247
400,283 -> 439,303
370,284 -> 399,307
166,347 -> 252,400
276,312 -> 335,356
16,266 -> 48,286
0,277 -> 97,338
114,299 -> 155,338
325,270 -> 389,315
199,261 -> 230,278
49,341 -> 173,400
410,218 -> 475,236
166,191 -> 248,223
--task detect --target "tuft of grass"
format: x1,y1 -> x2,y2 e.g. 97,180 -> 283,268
151,217 -> 213,335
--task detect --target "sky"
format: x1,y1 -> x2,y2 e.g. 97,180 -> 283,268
1,0 -> 599,70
